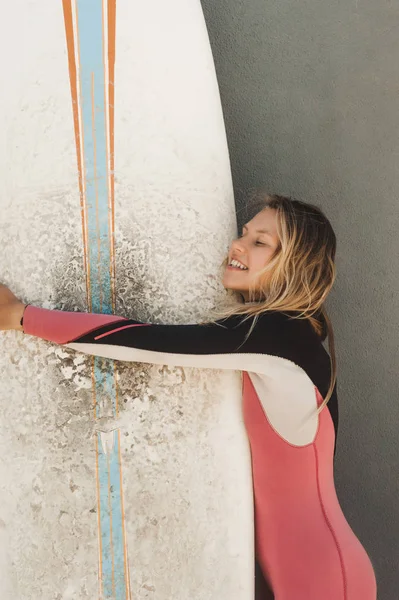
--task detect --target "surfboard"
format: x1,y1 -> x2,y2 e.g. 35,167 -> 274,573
0,1 -> 254,598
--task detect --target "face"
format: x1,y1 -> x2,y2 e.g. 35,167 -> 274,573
222,208 -> 280,302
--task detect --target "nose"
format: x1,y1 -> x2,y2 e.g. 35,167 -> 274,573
231,237 -> 246,255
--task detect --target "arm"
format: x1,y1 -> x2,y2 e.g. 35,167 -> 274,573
20,304 -> 340,451
22,305 -> 285,374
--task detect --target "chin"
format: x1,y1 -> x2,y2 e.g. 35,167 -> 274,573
223,285 -> 248,299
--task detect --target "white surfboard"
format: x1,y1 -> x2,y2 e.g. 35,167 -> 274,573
0,1 -> 254,599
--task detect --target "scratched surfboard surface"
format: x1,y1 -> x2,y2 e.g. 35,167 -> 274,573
0,1 -> 254,599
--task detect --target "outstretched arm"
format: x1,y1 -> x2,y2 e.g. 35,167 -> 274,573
21,304 -> 284,374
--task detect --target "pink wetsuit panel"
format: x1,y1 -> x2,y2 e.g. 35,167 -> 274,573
243,372 -> 377,600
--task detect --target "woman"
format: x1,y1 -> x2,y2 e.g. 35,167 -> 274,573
0,193 -> 377,599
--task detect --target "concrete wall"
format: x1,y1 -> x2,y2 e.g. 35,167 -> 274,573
201,1 -> 399,598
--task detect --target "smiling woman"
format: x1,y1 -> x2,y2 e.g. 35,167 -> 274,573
1,192 -> 377,600
223,207 -> 280,301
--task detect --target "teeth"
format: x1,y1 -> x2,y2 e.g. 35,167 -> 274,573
229,259 -> 248,270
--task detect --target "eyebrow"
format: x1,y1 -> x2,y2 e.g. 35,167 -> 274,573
242,224 -> 273,236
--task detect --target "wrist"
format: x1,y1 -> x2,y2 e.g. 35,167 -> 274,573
13,303 -> 27,331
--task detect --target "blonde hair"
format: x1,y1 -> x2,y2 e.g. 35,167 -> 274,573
202,192 -> 337,416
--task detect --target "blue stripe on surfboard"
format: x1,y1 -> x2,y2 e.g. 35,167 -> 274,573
75,1 -> 127,597
77,0 -> 112,313
98,431 -> 126,597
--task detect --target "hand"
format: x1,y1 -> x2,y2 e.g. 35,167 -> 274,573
0,284 -> 26,331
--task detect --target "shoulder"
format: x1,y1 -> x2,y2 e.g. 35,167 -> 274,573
252,310 -> 331,375
247,310 -> 317,340
215,309 -> 316,341
215,310 -> 327,361
266,312 -> 332,399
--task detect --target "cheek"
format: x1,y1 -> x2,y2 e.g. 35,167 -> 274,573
253,248 -> 274,270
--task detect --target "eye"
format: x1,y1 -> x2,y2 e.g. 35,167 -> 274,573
255,241 -> 266,246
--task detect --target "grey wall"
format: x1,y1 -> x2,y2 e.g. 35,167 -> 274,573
201,1 -> 399,598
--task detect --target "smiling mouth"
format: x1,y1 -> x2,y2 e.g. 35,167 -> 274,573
227,265 -> 248,272
227,258 -> 248,271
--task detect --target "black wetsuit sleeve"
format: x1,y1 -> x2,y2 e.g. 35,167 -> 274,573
22,305 -> 285,375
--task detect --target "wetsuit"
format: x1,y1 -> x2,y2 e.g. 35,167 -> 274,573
22,305 -> 377,600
